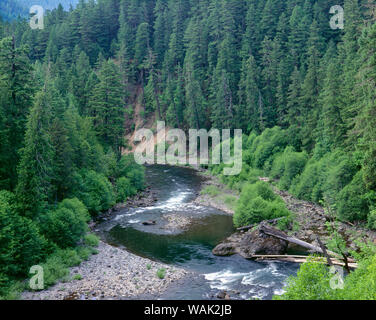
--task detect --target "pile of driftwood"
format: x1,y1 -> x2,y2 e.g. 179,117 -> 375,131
238,222 -> 358,271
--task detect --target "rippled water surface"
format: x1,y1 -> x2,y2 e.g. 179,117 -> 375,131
101,165 -> 299,300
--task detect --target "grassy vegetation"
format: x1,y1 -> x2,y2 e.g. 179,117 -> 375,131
84,234 -> 100,247
156,268 -> 166,280
73,274 -> 83,281
200,186 -> 221,197
223,195 -> 238,211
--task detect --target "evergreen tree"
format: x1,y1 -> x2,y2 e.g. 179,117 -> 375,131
0,37 -> 35,190
300,44 -> 320,152
318,50 -> 345,151
211,69 -> 234,129
89,60 -> 125,157
339,0 -> 362,141
184,62 -> 206,129
16,87 -> 56,218
236,53 -> 262,133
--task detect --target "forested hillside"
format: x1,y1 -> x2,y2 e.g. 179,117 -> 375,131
1,0 -> 376,300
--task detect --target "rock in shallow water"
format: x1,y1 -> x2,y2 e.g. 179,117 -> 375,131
212,224 -> 288,258
142,220 -> 157,226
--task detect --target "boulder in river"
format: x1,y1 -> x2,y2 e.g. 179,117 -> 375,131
213,224 -> 288,258
142,220 -> 157,226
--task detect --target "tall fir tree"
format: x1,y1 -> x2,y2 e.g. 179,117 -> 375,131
0,37 -> 35,190
89,60 -> 126,157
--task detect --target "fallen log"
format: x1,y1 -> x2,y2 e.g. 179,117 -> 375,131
237,218 -> 285,232
317,236 -> 333,266
258,223 -> 342,259
250,255 -> 358,269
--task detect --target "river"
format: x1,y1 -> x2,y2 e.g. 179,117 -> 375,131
99,165 -> 299,300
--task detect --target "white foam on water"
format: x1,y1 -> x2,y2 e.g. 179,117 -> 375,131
128,219 -> 141,224
204,270 -> 249,290
273,288 -> 286,296
269,262 -> 285,277
152,191 -> 192,211
114,213 -> 136,221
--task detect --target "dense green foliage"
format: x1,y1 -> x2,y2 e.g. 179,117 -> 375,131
275,249 -> 376,300
40,198 -> 90,248
234,181 -> 291,227
0,191 -> 48,283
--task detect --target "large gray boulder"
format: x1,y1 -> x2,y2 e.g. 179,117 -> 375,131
213,224 -> 288,259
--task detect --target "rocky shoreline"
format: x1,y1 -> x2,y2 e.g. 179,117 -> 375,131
22,241 -> 189,300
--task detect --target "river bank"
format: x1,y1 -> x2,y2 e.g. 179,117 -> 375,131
194,170 -> 376,257
21,240 -> 189,300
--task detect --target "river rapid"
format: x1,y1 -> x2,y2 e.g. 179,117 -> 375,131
99,165 -> 299,300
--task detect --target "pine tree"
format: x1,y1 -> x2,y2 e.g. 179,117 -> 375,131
300,44 -> 320,152
339,0 -> 362,141
236,53 -> 261,133
288,5 -> 310,68
153,0 -> 170,67
135,22 -> 150,70
165,66 -> 184,128
260,0 -> 283,39
16,87 -> 55,218
70,50 -> 91,115
0,37 -> 35,190
211,69 -> 234,129
318,50 -> 345,151
89,60 -> 125,157
286,66 -> 303,149
144,50 -> 162,119
184,62 -> 206,129
163,0 -> 190,75
260,36 -> 281,127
